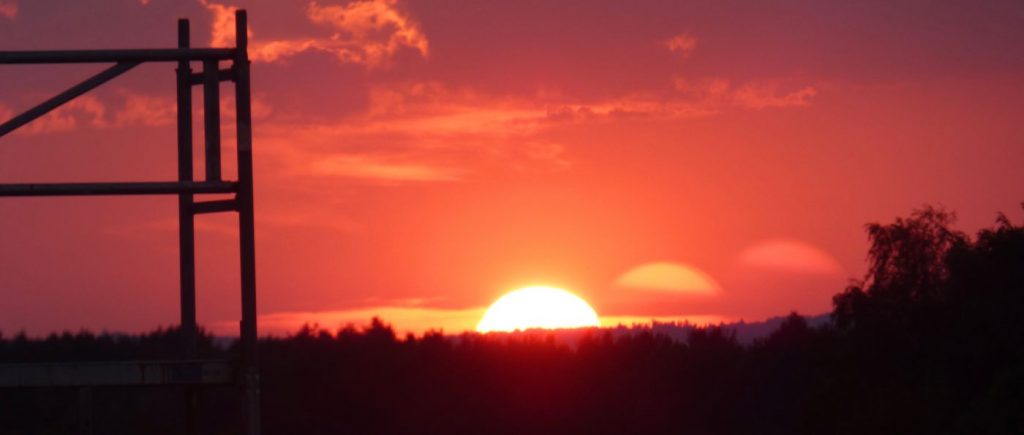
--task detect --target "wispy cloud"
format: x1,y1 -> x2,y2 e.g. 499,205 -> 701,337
198,0 -> 245,47
665,33 -> 697,57
674,77 -> 818,109
256,74 -> 816,185
112,92 -> 175,127
732,83 -> 817,109
0,95 -> 105,135
0,0 -> 16,20
304,0 -> 428,65
256,82 -> 576,184
199,0 -> 428,67
1,92 -> 175,136
309,154 -> 462,182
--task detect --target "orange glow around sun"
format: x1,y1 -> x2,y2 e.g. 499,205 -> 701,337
476,286 -> 600,332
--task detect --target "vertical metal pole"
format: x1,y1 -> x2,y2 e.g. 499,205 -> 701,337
234,9 -> 261,435
203,60 -> 221,182
176,18 -> 200,435
177,18 -> 198,361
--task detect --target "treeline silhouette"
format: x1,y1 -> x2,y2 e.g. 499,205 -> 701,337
1,206 -> 1022,434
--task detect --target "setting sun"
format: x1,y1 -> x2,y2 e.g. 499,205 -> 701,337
476,286 -> 600,332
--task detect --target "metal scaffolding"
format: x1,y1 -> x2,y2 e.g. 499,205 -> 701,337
0,10 -> 260,435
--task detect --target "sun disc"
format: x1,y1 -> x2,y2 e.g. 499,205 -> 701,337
476,286 -> 600,332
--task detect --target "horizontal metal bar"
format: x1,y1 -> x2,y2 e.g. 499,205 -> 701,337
0,360 -> 234,387
193,198 -> 238,214
189,67 -> 235,85
0,181 -> 237,197
0,61 -> 139,138
0,48 -> 235,64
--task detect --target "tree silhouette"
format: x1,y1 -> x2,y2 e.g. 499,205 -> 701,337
832,205 -> 967,331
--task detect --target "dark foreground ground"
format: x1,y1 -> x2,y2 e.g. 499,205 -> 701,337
2,207 -> 1022,435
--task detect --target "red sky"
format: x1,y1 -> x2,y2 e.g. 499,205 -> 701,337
1,0 -> 1022,335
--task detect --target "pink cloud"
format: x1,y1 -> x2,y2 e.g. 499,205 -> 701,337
305,0 -> 429,65
198,0 -> 244,47
675,76 -> 817,110
308,154 -> 462,182
199,0 -> 428,67
732,83 -> 818,109
1,92 -> 177,136
362,82 -> 715,132
249,39 -> 322,63
252,73 -> 817,185
113,92 -> 175,127
252,82 -> 574,184
665,33 -> 697,57
2,95 -> 105,135
673,77 -> 730,98
0,1 -> 16,20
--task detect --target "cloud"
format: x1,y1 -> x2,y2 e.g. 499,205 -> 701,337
615,261 -> 721,295
309,154 -> 462,182
254,73 -> 815,185
732,83 -> 817,109
674,77 -> 818,110
673,77 -> 730,98
665,33 -> 697,57
544,96 -> 715,121
1,92 -> 174,136
0,1 -> 16,20
305,0 -> 429,65
2,95 -> 105,135
361,81 -> 720,133
255,82 -> 576,184
112,92 -> 175,127
199,0 -> 428,67
198,0 -> 243,47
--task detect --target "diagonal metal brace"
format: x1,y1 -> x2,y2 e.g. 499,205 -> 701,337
0,61 -> 140,138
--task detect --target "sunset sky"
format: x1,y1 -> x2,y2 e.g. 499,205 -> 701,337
1,0 -> 1022,335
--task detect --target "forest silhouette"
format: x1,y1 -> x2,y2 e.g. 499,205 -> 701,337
1,205 -> 1022,434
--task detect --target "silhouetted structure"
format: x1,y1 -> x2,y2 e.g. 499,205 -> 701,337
0,11 -> 260,435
